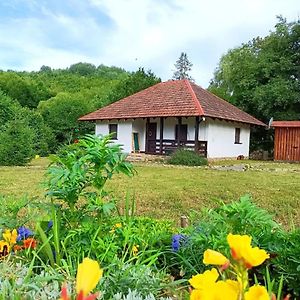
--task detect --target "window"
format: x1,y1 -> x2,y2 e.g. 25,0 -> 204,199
109,124 -> 118,140
235,128 -> 241,144
175,124 -> 188,142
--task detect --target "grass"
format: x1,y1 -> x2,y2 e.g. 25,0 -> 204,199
0,157 -> 300,227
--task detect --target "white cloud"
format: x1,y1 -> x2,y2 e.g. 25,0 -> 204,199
0,0 -> 299,86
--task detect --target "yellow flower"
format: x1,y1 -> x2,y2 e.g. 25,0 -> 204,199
189,268 -> 219,290
214,280 -> 240,300
203,249 -> 229,266
76,258 -> 103,296
245,285 -> 269,300
227,233 -> 269,268
132,245 -> 139,256
3,229 -> 17,246
109,223 -> 122,233
0,240 -> 10,257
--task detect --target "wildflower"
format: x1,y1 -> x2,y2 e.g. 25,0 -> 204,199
17,226 -> 33,241
245,285 -> 269,300
13,245 -> 23,252
76,258 -> 103,296
23,238 -> 37,249
0,240 -> 9,258
3,229 -> 18,246
171,234 -> 185,252
132,245 -> 139,256
203,249 -> 229,268
109,223 -> 122,233
227,233 -> 269,268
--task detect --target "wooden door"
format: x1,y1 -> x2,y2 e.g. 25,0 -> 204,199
275,127 -> 300,161
146,123 -> 157,153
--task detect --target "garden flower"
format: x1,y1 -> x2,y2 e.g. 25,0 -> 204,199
3,229 -> 17,246
203,249 -> 229,267
0,240 -> 9,257
227,233 -> 269,268
132,245 -> 139,256
76,258 -> 103,296
17,226 -> 33,241
245,285 -> 269,300
171,234 -> 185,252
189,268 -> 219,290
109,223 -> 122,233
23,238 -> 37,249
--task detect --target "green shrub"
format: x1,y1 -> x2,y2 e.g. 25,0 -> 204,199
0,119 -> 34,166
167,149 -> 207,166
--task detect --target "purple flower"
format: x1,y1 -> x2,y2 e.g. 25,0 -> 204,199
172,234 -> 186,252
17,226 -> 33,241
47,220 -> 53,230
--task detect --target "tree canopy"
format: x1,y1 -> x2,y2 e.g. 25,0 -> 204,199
209,17 -> 300,122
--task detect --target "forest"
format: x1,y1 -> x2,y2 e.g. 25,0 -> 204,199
0,17 -> 299,165
0,64 -> 160,165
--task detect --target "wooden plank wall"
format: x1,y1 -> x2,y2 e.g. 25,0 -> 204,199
274,127 -> 300,161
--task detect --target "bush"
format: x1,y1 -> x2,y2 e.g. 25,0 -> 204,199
168,149 -> 208,166
0,119 -> 34,166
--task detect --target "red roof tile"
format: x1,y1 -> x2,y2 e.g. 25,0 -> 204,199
79,80 -> 265,126
271,121 -> 300,127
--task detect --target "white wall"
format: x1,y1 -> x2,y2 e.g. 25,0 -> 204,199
95,120 -> 133,153
95,117 -> 251,158
206,118 -> 250,158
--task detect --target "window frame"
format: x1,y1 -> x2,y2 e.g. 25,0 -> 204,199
109,123 -> 118,140
234,127 -> 241,144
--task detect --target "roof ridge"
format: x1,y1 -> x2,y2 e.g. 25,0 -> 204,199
184,80 -> 204,115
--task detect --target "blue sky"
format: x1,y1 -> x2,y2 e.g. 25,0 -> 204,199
0,0 -> 299,87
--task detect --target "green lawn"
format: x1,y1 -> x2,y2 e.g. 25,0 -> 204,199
1,157 -> 300,227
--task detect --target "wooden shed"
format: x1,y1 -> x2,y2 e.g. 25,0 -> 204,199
272,121 -> 300,161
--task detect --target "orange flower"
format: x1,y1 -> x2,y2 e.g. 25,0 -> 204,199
23,238 -> 37,249
13,245 -> 24,252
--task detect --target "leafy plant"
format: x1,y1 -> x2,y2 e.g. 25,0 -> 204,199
46,134 -> 134,212
168,149 -> 208,166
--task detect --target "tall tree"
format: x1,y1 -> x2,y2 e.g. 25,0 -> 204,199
173,52 -> 194,81
209,17 -> 300,122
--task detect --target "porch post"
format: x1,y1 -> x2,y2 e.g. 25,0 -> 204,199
177,117 -> 182,147
159,117 -> 164,154
146,117 -> 150,153
194,116 -> 199,152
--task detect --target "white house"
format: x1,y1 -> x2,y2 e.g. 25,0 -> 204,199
79,80 -> 265,159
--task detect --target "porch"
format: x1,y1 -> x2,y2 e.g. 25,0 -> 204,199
153,139 -> 207,156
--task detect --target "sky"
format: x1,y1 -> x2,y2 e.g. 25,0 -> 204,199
0,0 -> 299,87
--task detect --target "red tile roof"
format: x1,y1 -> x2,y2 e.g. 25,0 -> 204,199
271,121 -> 300,127
79,80 -> 265,126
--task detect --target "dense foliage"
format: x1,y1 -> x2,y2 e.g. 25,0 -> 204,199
209,17 -> 300,151
0,64 -> 161,163
209,17 -> 300,123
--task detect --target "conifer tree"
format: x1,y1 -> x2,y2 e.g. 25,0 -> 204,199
173,52 -> 194,81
